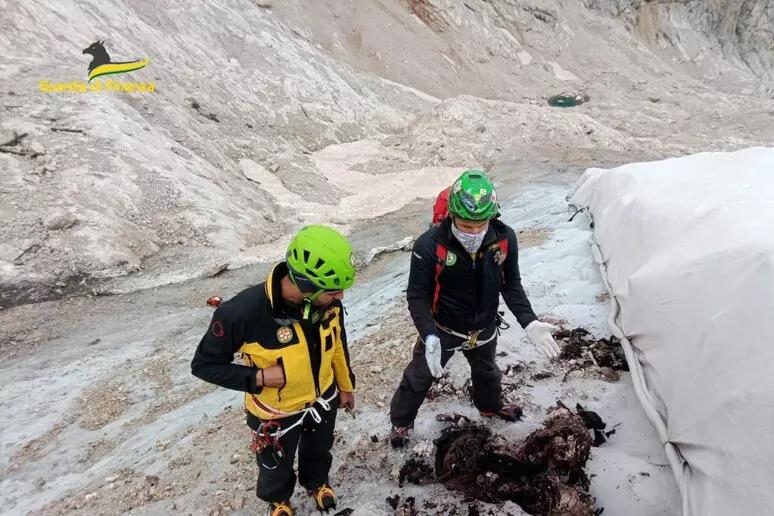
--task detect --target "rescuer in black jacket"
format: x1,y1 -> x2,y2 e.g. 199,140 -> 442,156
389,170 -> 561,448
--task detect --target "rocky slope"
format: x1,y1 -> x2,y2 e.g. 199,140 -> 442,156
1,0 -> 772,308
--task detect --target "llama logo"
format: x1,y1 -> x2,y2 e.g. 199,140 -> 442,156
82,40 -> 150,83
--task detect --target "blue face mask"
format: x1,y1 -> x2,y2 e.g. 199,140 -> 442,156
451,222 -> 489,253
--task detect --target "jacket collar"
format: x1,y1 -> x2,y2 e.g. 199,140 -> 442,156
265,262 -> 301,323
265,262 -> 332,325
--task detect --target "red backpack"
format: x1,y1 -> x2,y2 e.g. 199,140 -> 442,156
432,187 -> 451,225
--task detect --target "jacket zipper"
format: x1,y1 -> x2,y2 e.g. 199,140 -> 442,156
302,318 -> 322,398
276,356 -> 286,402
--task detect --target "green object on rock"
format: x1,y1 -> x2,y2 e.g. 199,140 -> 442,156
547,93 -> 590,108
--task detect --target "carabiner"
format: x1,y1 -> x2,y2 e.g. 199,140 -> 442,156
466,330 -> 481,349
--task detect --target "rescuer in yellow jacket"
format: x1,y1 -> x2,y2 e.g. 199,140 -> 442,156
192,225 -> 357,516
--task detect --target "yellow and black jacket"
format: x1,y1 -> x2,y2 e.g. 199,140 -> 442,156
191,262 -> 355,420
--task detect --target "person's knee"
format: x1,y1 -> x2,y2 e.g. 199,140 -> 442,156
398,354 -> 433,389
300,443 -> 333,459
405,366 -> 434,392
472,363 -> 501,383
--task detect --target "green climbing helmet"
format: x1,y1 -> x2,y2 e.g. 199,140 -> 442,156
286,224 -> 356,293
447,170 -> 498,221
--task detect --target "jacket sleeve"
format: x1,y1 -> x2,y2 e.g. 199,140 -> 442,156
332,305 -> 356,392
406,233 -> 439,341
500,228 -> 538,329
191,305 -> 262,394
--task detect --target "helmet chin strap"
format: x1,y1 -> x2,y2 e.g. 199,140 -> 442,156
301,289 -> 325,320
289,269 -> 324,320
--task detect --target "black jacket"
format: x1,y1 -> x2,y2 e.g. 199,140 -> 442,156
407,218 -> 537,341
191,262 -> 355,419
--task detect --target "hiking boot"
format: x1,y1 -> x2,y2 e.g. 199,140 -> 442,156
309,483 -> 336,511
389,425 -> 412,448
267,500 -> 293,516
480,402 -> 523,422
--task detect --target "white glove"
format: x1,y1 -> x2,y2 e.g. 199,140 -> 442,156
525,320 -> 561,359
424,335 -> 444,378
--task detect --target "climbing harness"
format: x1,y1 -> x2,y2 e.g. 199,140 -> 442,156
249,387 -> 338,470
434,312 -> 510,351
435,322 -> 498,351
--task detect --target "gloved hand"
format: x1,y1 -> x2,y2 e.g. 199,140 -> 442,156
424,334 -> 444,378
525,320 -> 561,359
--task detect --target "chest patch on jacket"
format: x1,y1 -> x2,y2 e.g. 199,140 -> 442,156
276,326 -> 293,343
489,243 -> 506,265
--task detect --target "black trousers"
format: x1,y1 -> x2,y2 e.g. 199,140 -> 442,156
246,384 -> 339,503
389,326 -> 503,427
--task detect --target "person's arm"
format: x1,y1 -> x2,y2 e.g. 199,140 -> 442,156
500,228 -> 538,329
331,305 -> 356,393
191,305 -> 263,393
406,234 -> 440,341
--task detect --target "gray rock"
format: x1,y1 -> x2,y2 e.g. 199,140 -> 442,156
43,210 -> 78,231
205,263 -> 229,278
598,367 -> 620,383
28,141 -> 45,155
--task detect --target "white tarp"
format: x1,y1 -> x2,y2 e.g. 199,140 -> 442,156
567,147 -> 774,516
